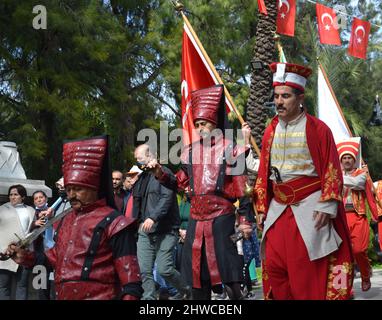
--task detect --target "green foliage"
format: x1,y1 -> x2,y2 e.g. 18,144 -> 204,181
0,0 -> 167,185
1,0 -> 382,188
278,0 -> 382,180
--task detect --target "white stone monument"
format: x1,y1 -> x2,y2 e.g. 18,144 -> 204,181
0,141 -> 51,203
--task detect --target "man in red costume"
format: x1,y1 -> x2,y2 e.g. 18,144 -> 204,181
148,84 -> 253,300
374,180 -> 382,251
337,139 -> 379,291
254,62 -> 354,300
6,136 -> 142,300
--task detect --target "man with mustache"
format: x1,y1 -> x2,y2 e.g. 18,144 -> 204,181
148,85 -> 253,300
254,62 -> 354,300
337,139 -> 379,292
6,136 -> 142,300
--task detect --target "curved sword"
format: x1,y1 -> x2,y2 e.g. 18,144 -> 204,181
0,205 -> 72,261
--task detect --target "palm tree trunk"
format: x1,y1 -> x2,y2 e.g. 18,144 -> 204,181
247,0 -> 278,150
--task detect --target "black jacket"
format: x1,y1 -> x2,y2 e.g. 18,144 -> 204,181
132,166 -> 180,234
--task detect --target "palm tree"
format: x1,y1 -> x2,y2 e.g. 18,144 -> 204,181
246,0 -> 278,150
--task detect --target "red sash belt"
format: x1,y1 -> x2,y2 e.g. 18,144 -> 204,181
272,176 -> 321,205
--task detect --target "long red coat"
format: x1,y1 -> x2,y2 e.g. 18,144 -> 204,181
24,199 -> 141,300
159,134 -> 249,288
254,113 -> 354,300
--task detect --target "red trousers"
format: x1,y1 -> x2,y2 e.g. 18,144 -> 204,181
263,207 -> 329,300
345,212 -> 371,280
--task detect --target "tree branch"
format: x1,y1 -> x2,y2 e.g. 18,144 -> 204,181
130,61 -> 164,93
148,91 -> 181,118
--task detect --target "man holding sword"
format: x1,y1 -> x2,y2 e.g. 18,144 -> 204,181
3,136 -> 142,300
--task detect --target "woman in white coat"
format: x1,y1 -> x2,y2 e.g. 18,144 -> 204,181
0,184 -> 35,300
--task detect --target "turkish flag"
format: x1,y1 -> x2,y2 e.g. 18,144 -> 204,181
316,3 -> 341,45
348,18 -> 371,59
276,0 -> 296,37
181,23 -> 232,145
257,0 -> 268,15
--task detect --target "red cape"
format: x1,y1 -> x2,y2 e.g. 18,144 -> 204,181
255,114 -> 354,299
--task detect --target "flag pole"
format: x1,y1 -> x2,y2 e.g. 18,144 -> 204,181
274,34 -> 287,63
172,1 -> 261,158
318,58 -> 382,213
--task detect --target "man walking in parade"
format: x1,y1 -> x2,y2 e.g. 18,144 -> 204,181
133,143 -> 191,300
149,84 -> 253,300
5,136 -> 142,300
254,62 -> 354,300
337,139 -> 379,292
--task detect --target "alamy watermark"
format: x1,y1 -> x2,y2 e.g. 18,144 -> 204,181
32,5 -> 47,30
136,121 -> 248,175
32,265 -> 49,290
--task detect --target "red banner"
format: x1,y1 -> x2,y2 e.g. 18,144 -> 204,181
348,18 -> 371,60
316,3 -> 341,45
276,0 -> 296,37
257,0 -> 268,15
181,24 -> 220,145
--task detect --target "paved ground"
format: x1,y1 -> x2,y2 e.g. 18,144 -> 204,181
250,268 -> 382,300
24,267 -> 382,300
353,269 -> 382,300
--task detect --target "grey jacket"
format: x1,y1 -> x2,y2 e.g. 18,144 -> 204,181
132,166 -> 180,234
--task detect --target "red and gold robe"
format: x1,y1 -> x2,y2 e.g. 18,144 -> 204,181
254,113 -> 354,300
343,169 -> 379,220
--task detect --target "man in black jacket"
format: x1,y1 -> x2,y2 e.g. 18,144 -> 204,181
133,144 -> 190,300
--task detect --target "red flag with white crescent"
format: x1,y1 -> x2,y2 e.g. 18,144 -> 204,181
181,23 -> 233,145
348,18 -> 371,60
316,3 -> 341,45
276,0 -> 296,37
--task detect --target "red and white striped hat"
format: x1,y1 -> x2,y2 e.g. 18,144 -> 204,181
336,139 -> 360,161
270,62 -> 312,92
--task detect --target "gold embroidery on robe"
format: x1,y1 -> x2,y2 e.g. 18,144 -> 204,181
272,163 -> 314,171
272,153 -> 311,161
272,142 -> 308,149
326,256 -> 353,300
321,162 -> 342,202
274,132 -> 305,138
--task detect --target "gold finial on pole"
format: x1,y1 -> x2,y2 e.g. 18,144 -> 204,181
171,1 -> 184,12
273,32 -> 281,42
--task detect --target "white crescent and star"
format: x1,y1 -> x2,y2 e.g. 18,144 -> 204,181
279,0 -> 290,19
354,25 -> 366,44
279,0 -> 290,13
355,25 -> 366,38
321,13 -> 334,31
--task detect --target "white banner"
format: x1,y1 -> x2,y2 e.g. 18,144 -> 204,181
317,66 -> 351,142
